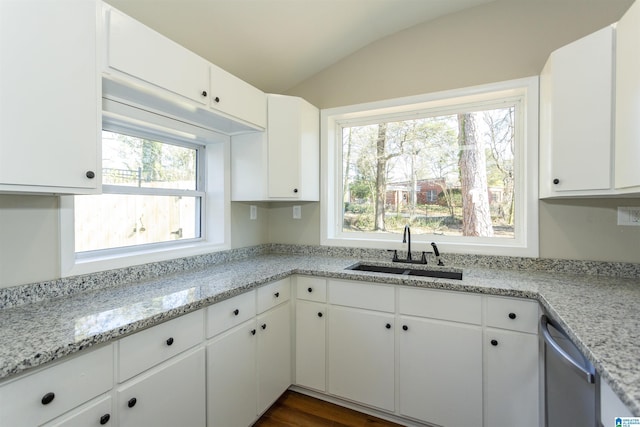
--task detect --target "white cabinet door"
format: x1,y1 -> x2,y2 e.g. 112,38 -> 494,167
295,300 -> 326,391
398,316 -> 483,426
106,7 -> 209,106
0,0 -> 99,193
328,306 -> 395,412
117,347 -> 206,427
539,26 -> 614,197
257,302 -> 292,414
207,320 -> 258,427
267,95 -> 319,200
485,328 -> 539,427
210,64 -> 267,129
615,0 -> 640,190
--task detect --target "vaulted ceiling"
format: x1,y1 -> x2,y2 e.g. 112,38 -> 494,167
103,0 -> 496,93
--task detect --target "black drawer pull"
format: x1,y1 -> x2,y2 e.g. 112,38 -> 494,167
201,90 -> 207,97
100,414 -> 111,425
402,325 -> 409,331
508,312 -> 517,320
385,323 -> 391,329
274,292 -> 280,298
166,337 -> 174,346
250,329 -> 256,335
41,392 -> 55,405
261,323 -> 267,330
233,309 -> 240,316
317,312 -> 323,318
491,339 -> 499,346
308,287 -> 313,293
85,171 -> 95,179
128,397 -> 137,408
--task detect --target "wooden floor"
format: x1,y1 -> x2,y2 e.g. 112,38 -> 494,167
253,391 -> 404,427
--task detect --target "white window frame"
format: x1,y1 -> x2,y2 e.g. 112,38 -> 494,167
60,99 -> 231,277
321,77 -> 539,257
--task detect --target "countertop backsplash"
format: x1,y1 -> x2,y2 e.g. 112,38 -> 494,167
2,243 -> 639,311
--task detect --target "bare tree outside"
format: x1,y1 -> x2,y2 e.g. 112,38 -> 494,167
341,106 -> 516,239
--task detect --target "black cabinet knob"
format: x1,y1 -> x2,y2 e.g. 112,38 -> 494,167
307,287 -> 313,293
261,323 -> 267,330
491,339 -> 498,346
166,337 -> 174,346
508,312 -> 517,320
274,292 -> 280,298
293,188 -> 299,193
127,397 -> 137,408
201,90 -> 207,97
317,312 -> 323,318
41,392 -> 55,405
233,309 -> 239,316
100,414 -> 111,425
385,323 -> 391,329
250,329 -> 256,336
214,96 -> 220,103
553,178 -> 560,185
86,171 -> 95,179
402,325 -> 409,331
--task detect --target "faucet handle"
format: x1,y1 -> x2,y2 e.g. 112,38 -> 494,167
387,249 -> 399,261
420,251 -> 428,264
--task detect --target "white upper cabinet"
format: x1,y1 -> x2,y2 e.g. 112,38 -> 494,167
210,64 -> 267,129
539,25 -> 614,197
615,0 -> 640,190
105,7 -> 209,106
231,95 -> 319,201
0,0 -> 100,194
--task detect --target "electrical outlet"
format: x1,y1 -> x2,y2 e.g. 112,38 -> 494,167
250,205 -> 257,220
293,205 -> 302,219
617,207 -> 640,226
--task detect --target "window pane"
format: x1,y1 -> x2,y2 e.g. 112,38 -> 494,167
75,194 -> 199,252
102,131 -> 197,190
342,107 -> 515,239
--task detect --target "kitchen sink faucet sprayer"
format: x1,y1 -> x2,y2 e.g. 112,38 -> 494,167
431,242 -> 444,266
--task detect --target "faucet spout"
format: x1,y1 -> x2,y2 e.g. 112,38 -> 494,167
403,225 -> 412,261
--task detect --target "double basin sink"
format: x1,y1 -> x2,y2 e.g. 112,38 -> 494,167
347,262 -> 463,280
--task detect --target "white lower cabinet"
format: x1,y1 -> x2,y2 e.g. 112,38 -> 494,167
0,344 -> 113,426
117,347 -> 206,427
485,328 -> 539,427
398,316 -> 483,426
207,319 -> 258,427
328,306 -> 395,412
257,302 -> 292,413
206,279 -> 291,426
43,395 -> 112,427
295,299 -> 326,391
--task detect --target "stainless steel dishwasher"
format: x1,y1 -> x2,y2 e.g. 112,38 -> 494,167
541,314 -> 600,427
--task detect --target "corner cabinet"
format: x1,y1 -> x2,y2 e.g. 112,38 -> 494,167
615,0 -> 640,191
539,25 -> 615,198
0,0 -> 100,194
231,95 -> 320,201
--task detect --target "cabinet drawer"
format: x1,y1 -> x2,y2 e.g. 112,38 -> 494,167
399,287 -> 482,325
118,310 -> 203,382
0,344 -> 113,426
296,276 -> 327,303
43,395 -> 112,427
257,278 -> 291,313
486,296 -> 539,333
206,290 -> 256,338
328,280 -> 394,312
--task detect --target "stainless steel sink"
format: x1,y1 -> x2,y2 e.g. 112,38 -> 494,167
346,263 -> 463,280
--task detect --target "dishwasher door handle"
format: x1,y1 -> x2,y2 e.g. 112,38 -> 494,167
541,315 -> 595,384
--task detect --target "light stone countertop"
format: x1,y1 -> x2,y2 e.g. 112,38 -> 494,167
0,253 -> 639,416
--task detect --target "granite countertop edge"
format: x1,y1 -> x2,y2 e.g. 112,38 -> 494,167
0,253 -> 638,416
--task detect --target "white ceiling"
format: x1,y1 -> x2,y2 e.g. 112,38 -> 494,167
104,0 -> 495,93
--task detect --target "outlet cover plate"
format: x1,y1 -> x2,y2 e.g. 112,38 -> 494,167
617,207 -> 640,226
